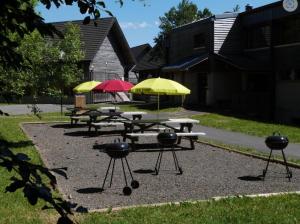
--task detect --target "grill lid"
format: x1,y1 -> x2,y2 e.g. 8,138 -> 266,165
265,132 -> 289,150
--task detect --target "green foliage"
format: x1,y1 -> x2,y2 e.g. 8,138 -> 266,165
192,113 -> 300,143
0,23 -> 84,102
0,0 -> 146,68
233,4 -> 240,12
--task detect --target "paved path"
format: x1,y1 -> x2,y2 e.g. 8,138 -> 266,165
0,104 -> 68,115
148,110 -> 300,159
1,105 -> 299,158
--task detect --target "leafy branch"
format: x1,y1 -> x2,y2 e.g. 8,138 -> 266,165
0,140 -> 77,224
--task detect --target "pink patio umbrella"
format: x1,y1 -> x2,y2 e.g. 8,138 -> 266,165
93,79 -> 134,109
93,79 -> 134,93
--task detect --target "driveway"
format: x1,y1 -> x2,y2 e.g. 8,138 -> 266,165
0,104 -> 68,115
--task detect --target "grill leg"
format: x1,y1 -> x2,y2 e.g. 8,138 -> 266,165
121,158 -> 129,186
281,149 -> 292,181
124,157 -> 134,180
154,149 -> 164,175
109,159 -> 116,187
172,148 -> 183,175
101,158 -> 113,190
263,149 -> 273,180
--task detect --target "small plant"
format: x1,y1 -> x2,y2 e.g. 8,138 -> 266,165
27,97 -> 42,119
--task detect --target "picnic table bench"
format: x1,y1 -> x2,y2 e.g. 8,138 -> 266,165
125,132 -> 206,150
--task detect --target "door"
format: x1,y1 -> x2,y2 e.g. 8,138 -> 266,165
198,73 -> 207,106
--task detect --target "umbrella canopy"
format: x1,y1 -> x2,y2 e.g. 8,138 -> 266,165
73,80 -> 101,93
130,77 -> 191,118
93,79 -> 134,93
130,77 -> 190,95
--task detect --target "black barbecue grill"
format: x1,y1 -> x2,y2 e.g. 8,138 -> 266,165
263,132 -> 292,181
154,131 -> 183,175
101,139 -> 139,195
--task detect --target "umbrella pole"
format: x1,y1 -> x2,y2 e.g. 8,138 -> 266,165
157,93 -> 159,120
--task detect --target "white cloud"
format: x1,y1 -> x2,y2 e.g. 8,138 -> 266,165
120,21 -> 152,30
154,21 -> 160,26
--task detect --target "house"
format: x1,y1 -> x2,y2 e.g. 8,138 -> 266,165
129,43 -> 152,83
53,17 -> 136,103
134,1 -> 300,123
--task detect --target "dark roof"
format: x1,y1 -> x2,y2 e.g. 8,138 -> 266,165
239,1 -> 282,16
51,17 -> 135,67
214,53 -> 271,72
131,44 -> 152,62
52,18 -> 114,61
162,54 -> 209,72
132,46 -> 165,72
172,13 -> 238,33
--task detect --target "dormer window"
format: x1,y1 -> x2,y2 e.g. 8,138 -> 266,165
194,33 -> 206,49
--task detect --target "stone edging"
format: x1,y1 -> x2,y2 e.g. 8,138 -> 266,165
196,139 -> 300,169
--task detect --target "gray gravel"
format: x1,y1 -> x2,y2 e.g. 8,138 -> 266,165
22,123 -> 300,211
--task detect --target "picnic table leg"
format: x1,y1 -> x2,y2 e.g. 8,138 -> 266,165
177,124 -> 185,144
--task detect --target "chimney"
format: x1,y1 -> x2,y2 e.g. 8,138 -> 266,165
245,4 -> 253,12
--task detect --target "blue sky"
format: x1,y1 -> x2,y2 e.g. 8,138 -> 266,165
37,0 -> 278,47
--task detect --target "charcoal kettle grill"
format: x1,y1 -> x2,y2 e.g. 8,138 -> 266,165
101,139 -> 139,195
154,130 -> 183,175
263,132 -> 292,181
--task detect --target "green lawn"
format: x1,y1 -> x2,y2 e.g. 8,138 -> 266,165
1,113 -> 300,223
192,113 -> 300,143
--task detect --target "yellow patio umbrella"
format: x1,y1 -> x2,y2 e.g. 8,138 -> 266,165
73,80 -> 101,93
130,77 -> 190,117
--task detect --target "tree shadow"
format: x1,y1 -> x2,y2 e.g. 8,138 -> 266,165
5,140 -> 34,148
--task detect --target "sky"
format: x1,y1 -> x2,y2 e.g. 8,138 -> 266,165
37,0 -> 278,47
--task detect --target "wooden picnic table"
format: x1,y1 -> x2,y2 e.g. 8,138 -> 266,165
122,118 -> 202,149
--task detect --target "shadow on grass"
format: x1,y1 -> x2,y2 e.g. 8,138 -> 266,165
6,140 -> 34,148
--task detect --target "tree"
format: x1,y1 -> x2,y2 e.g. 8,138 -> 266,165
0,23 -> 84,111
233,4 -> 240,12
0,0 -> 145,68
154,0 -> 212,56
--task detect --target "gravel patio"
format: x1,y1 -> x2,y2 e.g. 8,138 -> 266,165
22,122 -> 300,211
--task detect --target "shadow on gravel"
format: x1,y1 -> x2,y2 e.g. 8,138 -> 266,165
238,175 -> 264,181
133,143 -> 192,152
134,169 -> 155,174
51,123 -> 87,129
64,130 -> 123,138
77,187 -> 103,194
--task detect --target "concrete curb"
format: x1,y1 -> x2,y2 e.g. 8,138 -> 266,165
196,139 -> 300,169
89,191 -> 300,213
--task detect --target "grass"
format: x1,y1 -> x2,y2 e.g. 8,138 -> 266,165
192,113 -> 300,143
1,112 -> 300,223
77,194 -> 300,224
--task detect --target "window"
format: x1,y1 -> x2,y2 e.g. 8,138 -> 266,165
274,15 -> 300,45
278,69 -> 300,81
246,25 -> 271,49
193,33 -> 206,49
